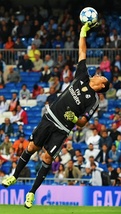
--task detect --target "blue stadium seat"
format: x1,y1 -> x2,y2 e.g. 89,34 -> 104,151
93,50 -> 104,57
87,66 -> 96,76
96,37 -> 105,48
2,161 -> 12,174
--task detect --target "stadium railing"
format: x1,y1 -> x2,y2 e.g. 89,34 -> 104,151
0,48 -> 121,66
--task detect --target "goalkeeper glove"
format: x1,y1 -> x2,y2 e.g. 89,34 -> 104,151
80,21 -> 99,37
64,110 -> 78,123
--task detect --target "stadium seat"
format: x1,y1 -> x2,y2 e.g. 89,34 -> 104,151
2,161 -> 12,174
96,37 -> 105,48
93,50 -> 104,57
87,66 -> 96,76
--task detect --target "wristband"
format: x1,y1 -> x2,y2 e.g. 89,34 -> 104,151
80,29 -> 87,38
72,116 -> 78,123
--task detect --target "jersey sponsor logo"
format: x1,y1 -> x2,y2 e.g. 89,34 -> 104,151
85,94 -> 91,99
69,85 -> 81,105
81,86 -> 88,92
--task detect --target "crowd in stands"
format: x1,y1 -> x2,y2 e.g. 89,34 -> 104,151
0,3 -> 121,186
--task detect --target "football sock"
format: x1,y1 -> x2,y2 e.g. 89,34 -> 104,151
13,150 -> 33,179
30,161 -> 51,194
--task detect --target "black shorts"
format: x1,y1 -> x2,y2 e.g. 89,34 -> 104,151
30,115 -> 68,158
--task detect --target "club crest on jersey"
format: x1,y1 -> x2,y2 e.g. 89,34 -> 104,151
85,94 -> 91,99
81,86 -> 88,92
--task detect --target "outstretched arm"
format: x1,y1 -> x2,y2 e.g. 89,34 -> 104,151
78,23 -> 90,62
78,22 -> 98,62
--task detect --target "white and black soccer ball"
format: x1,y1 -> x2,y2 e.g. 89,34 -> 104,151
79,7 -> 98,25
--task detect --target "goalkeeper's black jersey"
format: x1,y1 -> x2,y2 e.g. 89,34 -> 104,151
46,59 -> 99,132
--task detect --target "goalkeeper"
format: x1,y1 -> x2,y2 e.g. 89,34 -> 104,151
2,22 -> 109,208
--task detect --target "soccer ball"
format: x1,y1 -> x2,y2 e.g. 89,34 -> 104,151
79,7 -> 98,25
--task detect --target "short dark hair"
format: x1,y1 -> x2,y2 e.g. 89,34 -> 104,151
98,80 -> 110,93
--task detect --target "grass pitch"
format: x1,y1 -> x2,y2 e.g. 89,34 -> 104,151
0,205 -> 121,214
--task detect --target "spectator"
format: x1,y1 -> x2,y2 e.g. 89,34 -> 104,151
116,167 -> 121,186
54,163 -> 65,184
86,128 -> 101,149
60,64 -> 73,82
0,53 -> 6,74
46,86 -> 58,106
52,34 -> 64,49
0,95 -> 9,113
61,76 -> 70,92
20,20 -> 31,38
11,19 -> 21,38
90,162 -> 103,186
64,55 -> 74,71
42,54 -> 54,71
1,118 -> 14,136
71,125 -> 86,144
17,54 -> 34,72
6,67 -> 20,83
111,66 -> 121,79
98,93 -> 108,118
64,160 -> 82,185
9,92 -> 19,112
99,130 -> 113,150
83,123 -> 95,144
93,118 -> 102,133
111,54 -> 121,72
109,122 -> 121,142
60,147 -> 71,167
74,155 -> 85,175
51,155 -> 61,175
0,71 -> 4,88
108,144 -> 120,164
4,36 -> 14,50
32,84 -> 42,99
28,44 -> 41,62
8,161 -> 17,176
95,144 -> 109,165
85,156 -> 99,176
116,86 -> 121,99
32,34 -> 41,48
10,110 -> 19,124
32,52 -> 43,72
97,18 -> 109,38
16,124 -> 25,139
51,76 -> 61,93
66,140 -> 75,159
114,134 -> 121,151
112,75 -> 121,90
84,143 -> 100,163
0,135 -> 12,155
99,55 -> 111,73
16,105 -> 28,125
109,34 -> 121,49
105,83 -> 116,99
0,129 -> 6,145
12,133 -> 29,154
73,149 -> 82,162
14,37 -> 26,49
36,87 -> 47,108
40,65 -> 52,83
109,28 -> 121,42
54,54 -> 66,72
19,84 -> 30,100
107,164 -> 118,186
64,36 -> 74,49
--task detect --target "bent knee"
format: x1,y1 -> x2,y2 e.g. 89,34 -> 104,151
27,141 -> 40,153
42,152 -> 52,164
